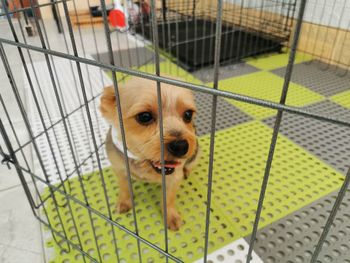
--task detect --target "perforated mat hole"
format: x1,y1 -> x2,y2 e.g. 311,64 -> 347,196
295,256 -> 305,263
324,255 -> 333,262
340,244 -> 349,251
276,251 -> 285,258
87,248 -> 95,255
237,244 -> 245,251
187,252 -> 194,259
304,250 -> 313,258
103,253 -> 111,260
75,254 -> 83,261
338,230 -> 346,237
84,239 -> 92,246
286,246 -> 294,253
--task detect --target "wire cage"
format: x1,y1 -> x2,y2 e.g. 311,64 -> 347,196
133,0 -> 297,71
0,0 -> 350,262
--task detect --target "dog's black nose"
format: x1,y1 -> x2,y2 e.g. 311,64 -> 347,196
167,140 -> 189,157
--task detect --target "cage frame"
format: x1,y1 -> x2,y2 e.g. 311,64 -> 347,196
1,0 -> 350,262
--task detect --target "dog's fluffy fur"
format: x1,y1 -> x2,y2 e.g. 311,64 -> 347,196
100,77 -> 199,230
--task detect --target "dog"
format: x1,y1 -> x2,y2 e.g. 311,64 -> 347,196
99,76 -> 199,230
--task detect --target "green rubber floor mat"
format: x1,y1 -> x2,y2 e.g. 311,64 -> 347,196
42,121 -> 343,263
330,90 -> 350,109
114,59 -> 202,86
245,51 -> 313,70
42,165 -> 236,263
192,121 -> 344,237
214,71 -> 324,119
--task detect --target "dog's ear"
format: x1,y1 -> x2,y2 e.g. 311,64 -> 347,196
99,86 -> 116,121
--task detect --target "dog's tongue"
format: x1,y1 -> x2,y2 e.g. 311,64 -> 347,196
153,161 -> 180,169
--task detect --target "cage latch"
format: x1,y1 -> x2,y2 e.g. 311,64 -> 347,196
1,154 -> 13,170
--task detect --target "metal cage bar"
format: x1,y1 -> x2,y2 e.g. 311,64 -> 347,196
1,0 -> 350,262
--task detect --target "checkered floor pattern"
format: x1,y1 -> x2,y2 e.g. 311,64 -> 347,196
39,49 -> 350,263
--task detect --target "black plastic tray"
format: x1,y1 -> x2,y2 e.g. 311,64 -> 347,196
135,19 -> 282,71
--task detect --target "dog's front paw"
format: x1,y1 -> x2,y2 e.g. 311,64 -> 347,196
167,209 -> 183,231
116,199 -> 133,213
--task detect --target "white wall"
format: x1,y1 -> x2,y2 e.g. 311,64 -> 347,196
224,0 -> 350,29
303,0 -> 350,29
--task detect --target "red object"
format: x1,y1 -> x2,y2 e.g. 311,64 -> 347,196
109,9 -> 126,28
141,0 -> 151,15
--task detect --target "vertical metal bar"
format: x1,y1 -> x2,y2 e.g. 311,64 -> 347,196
65,0 -> 105,158
99,0 -> 142,261
310,166 -> 350,262
60,0 -> 125,261
306,0 -> 329,60
284,0 -> 296,33
241,0 -> 252,57
246,0 -> 307,262
207,0 -> 216,66
199,0 -> 207,71
0,118 -> 38,215
15,1 -> 75,195
2,0 -> 74,236
150,0 -> 168,261
192,0 -> 199,70
38,3 -> 95,172
162,0 -> 167,22
174,4 -> 180,75
0,96 -> 31,172
203,0 -> 223,262
137,0 -> 151,72
301,0 -> 316,61
0,41 -> 70,253
235,0 -> 245,61
192,0 -> 196,19
18,0 -> 29,25
5,63 -> 88,260
252,0 -> 265,57
50,0 -> 63,33
228,0 -> 240,63
320,0 -> 347,72
25,0 -> 103,259
334,18 -> 350,75
165,3 -> 171,74
8,9 -> 87,256
314,0 -> 337,70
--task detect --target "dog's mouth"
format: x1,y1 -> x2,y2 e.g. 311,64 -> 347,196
150,160 -> 181,175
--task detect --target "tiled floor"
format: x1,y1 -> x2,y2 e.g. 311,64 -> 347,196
1,17 -> 350,263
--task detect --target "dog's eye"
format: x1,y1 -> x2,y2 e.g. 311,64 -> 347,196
136,112 -> 154,125
183,110 -> 193,123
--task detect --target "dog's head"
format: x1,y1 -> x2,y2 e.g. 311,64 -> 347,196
100,77 -> 197,176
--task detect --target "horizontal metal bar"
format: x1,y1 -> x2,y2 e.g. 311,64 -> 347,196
36,141 -> 105,208
34,215 -> 98,262
12,163 -> 183,263
1,37 -> 349,128
0,0 -> 69,17
13,93 -> 101,154
66,141 -> 105,179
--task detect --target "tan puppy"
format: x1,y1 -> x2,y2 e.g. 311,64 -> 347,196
99,77 -> 199,230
